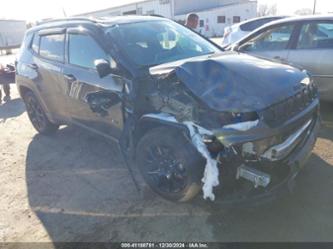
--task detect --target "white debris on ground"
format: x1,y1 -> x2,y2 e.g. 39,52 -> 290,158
223,120 -> 259,131
183,122 -> 219,201
143,113 -> 220,201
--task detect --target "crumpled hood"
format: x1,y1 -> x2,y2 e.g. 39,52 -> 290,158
150,52 -> 308,112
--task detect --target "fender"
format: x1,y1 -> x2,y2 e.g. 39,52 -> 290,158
17,83 -> 61,124
133,113 -> 191,145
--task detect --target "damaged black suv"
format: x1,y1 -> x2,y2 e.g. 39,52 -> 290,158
16,16 -> 320,203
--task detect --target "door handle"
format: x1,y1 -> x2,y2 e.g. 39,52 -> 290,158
273,56 -> 287,62
274,56 -> 286,60
64,74 -> 76,82
28,63 -> 38,70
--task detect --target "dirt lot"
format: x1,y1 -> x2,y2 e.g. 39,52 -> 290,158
1,54 -> 333,243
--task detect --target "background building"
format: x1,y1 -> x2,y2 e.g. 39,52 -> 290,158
0,19 -> 26,55
77,0 -> 258,37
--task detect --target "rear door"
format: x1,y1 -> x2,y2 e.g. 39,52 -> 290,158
287,20 -> 333,101
63,28 -> 125,140
31,29 -> 70,120
238,23 -> 297,62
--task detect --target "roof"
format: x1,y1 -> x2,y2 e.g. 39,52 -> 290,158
95,15 -> 166,25
225,15 -> 288,29
260,14 -> 333,27
238,15 -> 288,24
28,15 -> 166,33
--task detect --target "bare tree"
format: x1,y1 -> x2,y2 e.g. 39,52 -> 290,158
294,8 -> 313,15
257,4 -> 277,17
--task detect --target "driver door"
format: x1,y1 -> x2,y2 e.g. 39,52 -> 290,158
238,23 -> 296,62
63,28 -> 125,140
287,21 -> 333,100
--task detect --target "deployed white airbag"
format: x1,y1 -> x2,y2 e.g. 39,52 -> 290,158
142,113 -> 220,201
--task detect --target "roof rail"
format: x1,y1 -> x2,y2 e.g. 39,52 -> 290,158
149,14 -> 166,18
37,17 -> 97,25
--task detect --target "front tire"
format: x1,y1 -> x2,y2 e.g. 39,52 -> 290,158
136,127 -> 205,202
23,91 -> 59,135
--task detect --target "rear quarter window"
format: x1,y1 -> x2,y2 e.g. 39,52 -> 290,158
297,22 -> 333,49
39,34 -> 65,62
31,34 -> 40,53
17,32 -> 33,59
240,18 -> 280,32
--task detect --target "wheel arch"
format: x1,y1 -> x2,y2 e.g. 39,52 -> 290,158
18,85 -> 33,98
134,120 -> 205,202
133,114 -> 190,146
19,84 -> 60,125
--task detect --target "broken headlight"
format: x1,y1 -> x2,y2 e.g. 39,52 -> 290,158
301,76 -> 317,99
300,77 -> 310,85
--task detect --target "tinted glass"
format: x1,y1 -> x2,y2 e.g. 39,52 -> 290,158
68,34 -> 107,68
297,22 -> 333,49
31,34 -> 40,53
240,17 -> 282,32
39,34 -> 64,62
240,24 -> 294,52
106,20 -> 220,66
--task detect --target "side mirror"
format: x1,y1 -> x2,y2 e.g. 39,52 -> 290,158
95,59 -> 119,78
95,59 -> 111,78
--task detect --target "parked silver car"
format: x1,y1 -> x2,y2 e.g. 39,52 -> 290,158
229,15 -> 333,101
221,16 -> 287,47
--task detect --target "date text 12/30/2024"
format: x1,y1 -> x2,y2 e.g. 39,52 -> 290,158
120,242 -> 208,248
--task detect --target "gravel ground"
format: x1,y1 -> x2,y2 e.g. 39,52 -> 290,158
1,54 -> 333,243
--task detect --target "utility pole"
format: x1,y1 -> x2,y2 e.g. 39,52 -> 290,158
62,7 -> 67,17
313,0 -> 317,14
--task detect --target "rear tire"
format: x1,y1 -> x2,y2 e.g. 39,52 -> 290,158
23,91 -> 59,135
136,127 -> 205,202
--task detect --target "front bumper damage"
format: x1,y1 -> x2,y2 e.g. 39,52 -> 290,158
233,118 -> 313,189
215,116 -> 319,207
142,98 -> 320,204
212,100 -> 320,205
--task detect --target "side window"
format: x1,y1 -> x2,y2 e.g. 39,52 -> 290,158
217,16 -> 226,24
31,34 -> 40,54
68,34 -> 107,69
297,22 -> 333,49
241,20 -> 261,32
39,34 -> 65,62
240,24 -> 294,52
17,32 -> 33,59
199,20 -> 204,28
241,19 -> 272,32
233,16 -> 241,24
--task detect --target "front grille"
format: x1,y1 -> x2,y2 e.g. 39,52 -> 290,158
261,86 -> 317,127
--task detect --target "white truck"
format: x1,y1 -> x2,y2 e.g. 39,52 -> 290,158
0,20 -> 26,51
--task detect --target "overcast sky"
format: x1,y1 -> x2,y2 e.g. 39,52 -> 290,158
1,0 -> 333,22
